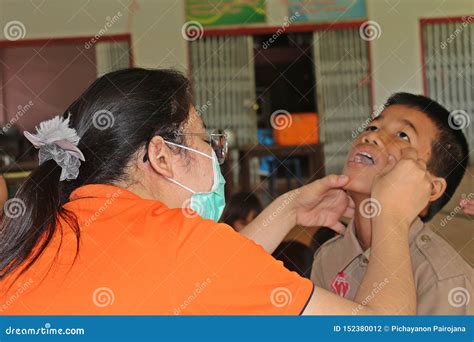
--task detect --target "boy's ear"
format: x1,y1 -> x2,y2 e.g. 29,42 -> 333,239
429,174 -> 447,202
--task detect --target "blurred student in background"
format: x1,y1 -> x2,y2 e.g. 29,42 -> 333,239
220,192 -> 262,231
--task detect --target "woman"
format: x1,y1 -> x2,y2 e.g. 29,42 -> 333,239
0,68 -> 431,315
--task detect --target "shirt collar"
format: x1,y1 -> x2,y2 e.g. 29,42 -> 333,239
69,184 -> 141,201
337,217 -> 425,270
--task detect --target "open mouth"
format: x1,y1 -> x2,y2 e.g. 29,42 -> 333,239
351,151 -> 376,166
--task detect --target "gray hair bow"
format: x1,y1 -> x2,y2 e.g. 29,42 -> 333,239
24,114 -> 85,181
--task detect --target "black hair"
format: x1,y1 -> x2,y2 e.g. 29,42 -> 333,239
384,92 -> 469,221
0,68 -> 193,279
220,192 -> 263,228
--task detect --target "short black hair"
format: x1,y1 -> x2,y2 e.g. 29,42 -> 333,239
220,192 -> 263,228
384,92 -> 469,221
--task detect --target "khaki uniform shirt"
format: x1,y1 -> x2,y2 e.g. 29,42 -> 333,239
311,218 -> 473,315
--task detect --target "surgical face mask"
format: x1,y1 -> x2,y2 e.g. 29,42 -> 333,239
164,141 -> 226,221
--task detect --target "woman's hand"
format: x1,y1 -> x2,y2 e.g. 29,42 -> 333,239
293,175 -> 353,234
240,174 -> 352,253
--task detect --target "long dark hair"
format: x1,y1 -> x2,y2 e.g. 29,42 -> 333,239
0,68 -> 192,279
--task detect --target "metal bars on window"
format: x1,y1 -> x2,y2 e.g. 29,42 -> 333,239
422,18 -> 474,164
313,28 -> 372,174
189,35 -> 257,146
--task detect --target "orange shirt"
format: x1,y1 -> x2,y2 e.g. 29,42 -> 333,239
1,184 -> 313,315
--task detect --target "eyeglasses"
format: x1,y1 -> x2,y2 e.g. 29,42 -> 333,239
177,129 -> 228,165
142,129 -> 228,165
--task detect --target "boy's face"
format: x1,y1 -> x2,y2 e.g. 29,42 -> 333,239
343,104 -> 439,195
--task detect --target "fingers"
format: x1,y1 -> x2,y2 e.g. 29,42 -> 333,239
311,174 -> 350,195
343,205 -> 355,219
328,221 -> 346,235
379,154 -> 397,175
401,147 -> 427,170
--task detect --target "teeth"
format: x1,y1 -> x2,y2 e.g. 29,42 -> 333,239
359,152 -> 373,159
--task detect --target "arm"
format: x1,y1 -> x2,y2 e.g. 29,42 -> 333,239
240,175 -> 351,253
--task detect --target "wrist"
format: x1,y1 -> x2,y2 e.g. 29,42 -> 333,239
277,190 -> 300,225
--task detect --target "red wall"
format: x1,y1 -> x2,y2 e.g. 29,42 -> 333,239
0,43 -> 97,132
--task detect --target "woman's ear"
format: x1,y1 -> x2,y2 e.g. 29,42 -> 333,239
147,136 -> 174,178
429,175 -> 447,202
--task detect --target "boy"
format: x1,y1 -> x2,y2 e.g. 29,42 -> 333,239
311,93 -> 473,314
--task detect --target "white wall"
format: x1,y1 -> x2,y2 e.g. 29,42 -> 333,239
366,0 -> 474,107
1,0 -> 473,105
0,0 -> 188,71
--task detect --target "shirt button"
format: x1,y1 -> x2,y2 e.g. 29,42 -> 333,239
420,234 -> 431,243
